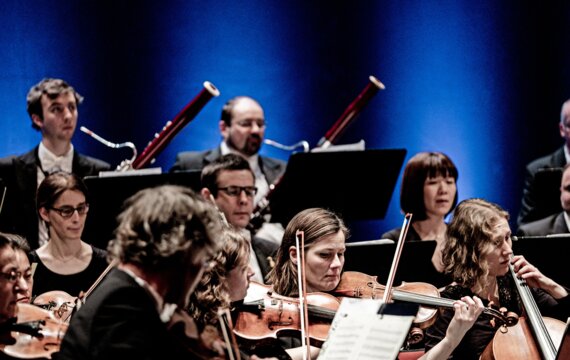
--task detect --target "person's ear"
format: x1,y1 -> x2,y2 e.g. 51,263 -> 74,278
289,246 -> 298,265
39,207 -> 50,223
201,187 -> 213,201
220,120 -> 230,140
31,114 -> 43,130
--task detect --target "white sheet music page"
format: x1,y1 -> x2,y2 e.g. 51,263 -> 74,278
318,297 -> 415,360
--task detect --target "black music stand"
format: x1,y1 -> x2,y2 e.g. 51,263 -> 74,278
82,171 -> 202,250
512,236 -> 570,288
269,149 -> 407,226
344,240 -> 450,288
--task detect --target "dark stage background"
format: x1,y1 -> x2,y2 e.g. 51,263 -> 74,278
1,1 -> 569,243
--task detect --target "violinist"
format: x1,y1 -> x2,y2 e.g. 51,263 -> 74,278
0,233 -> 28,345
267,207 -> 483,360
382,152 -> 458,273
188,227 -> 288,359
54,185 -> 223,359
29,172 -> 108,297
4,234 -> 33,305
424,198 -> 570,359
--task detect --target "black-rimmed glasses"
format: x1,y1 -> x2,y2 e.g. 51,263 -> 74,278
49,203 -> 90,218
217,186 -> 258,198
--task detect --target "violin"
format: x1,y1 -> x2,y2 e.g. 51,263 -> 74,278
0,303 -> 68,359
32,260 -> 117,322
168,308 -> 250,360
234,281 -> 340,346
32,290 -> 77,322
332,271 -> 517,345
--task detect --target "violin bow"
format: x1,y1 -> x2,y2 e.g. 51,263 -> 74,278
295,230 -> 311,360
63,258 -> 119,322
382,213 -> 413,304
217,308 -> 240,360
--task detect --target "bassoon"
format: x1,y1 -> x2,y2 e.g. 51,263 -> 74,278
130,81 -> 220,170
249,75 -> 385,230
83,81 -> 220,171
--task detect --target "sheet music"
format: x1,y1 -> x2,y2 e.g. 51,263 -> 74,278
318,298 -> 415,360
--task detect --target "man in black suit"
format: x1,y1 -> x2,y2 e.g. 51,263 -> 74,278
517,164 -> 570,236
517,98 -> 570,226
0,78 -> 110,249
170,96 -> 286,207
200,154 -> 278,283
55,185 -> 223,360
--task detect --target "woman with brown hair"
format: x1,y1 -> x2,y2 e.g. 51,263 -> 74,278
29,171 -> 108,298
425,198 -> 570,359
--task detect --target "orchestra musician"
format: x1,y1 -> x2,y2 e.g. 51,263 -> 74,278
170,96 -> 286,207
54,185 -> 223,360
267,207 -> 485,360
199,154 -> 279,284
382,152 -> 458,272
3,234 -> 33,305
0,78 -> 110,250
171,96 -> 287,244
424,198 -> 570,359
29,171 -> 108,298
187,227 -> 288,359
1,232 -> 34,344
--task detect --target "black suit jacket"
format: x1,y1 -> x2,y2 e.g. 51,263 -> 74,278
0,147 -> 110,249
169,147 -> 286,186
518,146 -> 566,226
54,268 -> 191,360
516,212 -> 569,236
251,234 -> 279,282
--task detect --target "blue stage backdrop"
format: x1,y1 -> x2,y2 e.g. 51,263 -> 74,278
1,1 -> 569,241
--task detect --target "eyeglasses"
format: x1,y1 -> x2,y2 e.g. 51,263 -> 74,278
217,186 -> 258,197
49,203 -> 90,218
0,270 -> 23,283
234,119 -> 266,128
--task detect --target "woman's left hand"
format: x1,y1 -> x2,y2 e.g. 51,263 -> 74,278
511,255 -> 568,298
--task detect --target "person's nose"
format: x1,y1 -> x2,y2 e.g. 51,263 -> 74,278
250,122 -> 262,134
238,191 -> 250,205
62,107 -> 74,121
247,266 -> 255,280
331,254 -> 342,269
502,240 -> 513,256
15,276 -> 29,292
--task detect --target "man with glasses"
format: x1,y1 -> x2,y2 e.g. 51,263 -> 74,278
0,78 -> 110,250
200,154 -> 278,283
170,96 -> 286,207
518,99 -> 570,227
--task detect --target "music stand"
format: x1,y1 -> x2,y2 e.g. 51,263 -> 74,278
269,149 -> 406,226
82,171 -> 202,250
512,236 -> 569,288
344,240 -> 449,288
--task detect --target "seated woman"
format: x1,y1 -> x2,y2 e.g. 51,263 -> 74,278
188,227 -> 287,360
267,207 -> 483,360
424,198 -> 570,359
382,152 -> 458,272
29,171 -> 108,299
